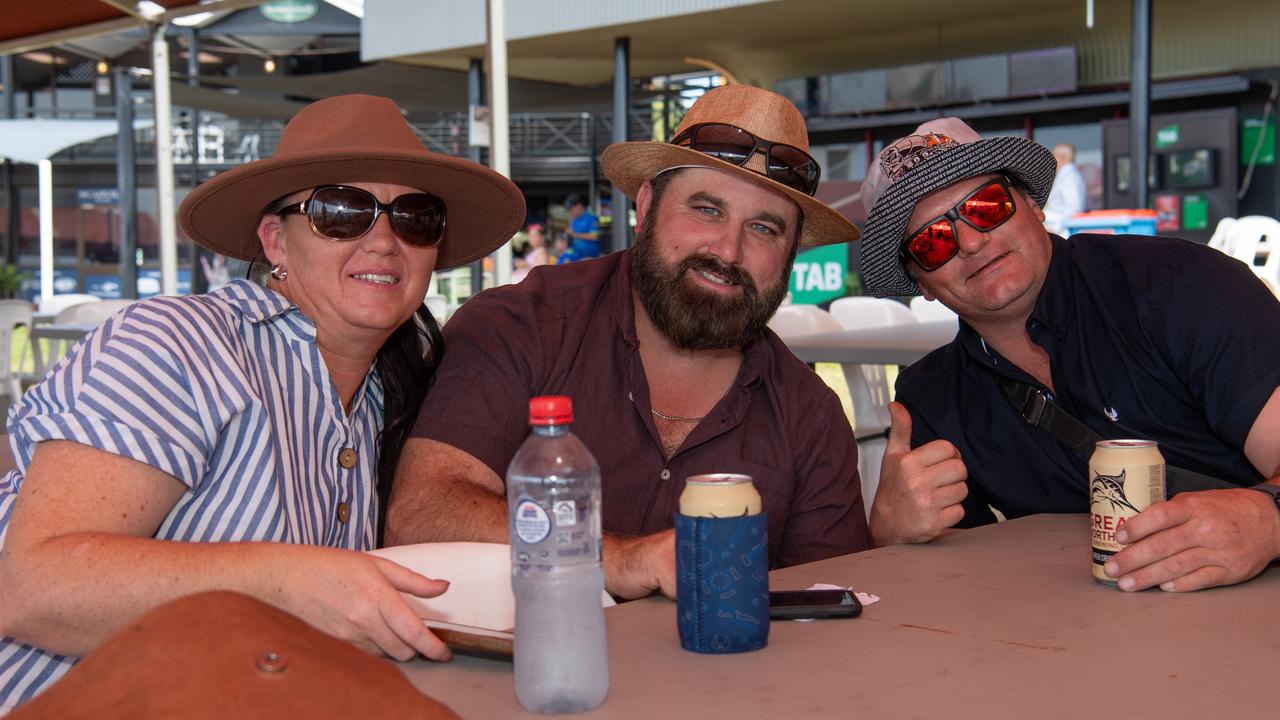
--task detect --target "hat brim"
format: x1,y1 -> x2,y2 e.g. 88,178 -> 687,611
600,143 -> 860,248
179,147 -> 525,271
859,137 -> 1057,297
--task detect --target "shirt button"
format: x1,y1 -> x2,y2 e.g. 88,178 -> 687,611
628,391 -> 634,401
336,502 -> 350,524
338,448 -> 357,469
660,469 -> 671,480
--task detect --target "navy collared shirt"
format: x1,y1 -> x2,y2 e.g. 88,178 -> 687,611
896,233 -> 1280,526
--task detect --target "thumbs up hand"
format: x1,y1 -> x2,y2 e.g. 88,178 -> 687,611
869,402 -> 970,546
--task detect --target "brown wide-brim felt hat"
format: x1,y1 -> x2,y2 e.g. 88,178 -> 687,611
600,84 -> 859,249
179,94 -> 525,270
8,591 -> 460,719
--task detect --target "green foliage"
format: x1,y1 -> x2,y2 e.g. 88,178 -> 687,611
844,271 -> 863,297
0,264 -> 27,299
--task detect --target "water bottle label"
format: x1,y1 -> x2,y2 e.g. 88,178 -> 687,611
514,498 -> 552,544
553,500 -> 577,527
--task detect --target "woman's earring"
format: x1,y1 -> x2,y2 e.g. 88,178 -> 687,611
269,264 -> 288,281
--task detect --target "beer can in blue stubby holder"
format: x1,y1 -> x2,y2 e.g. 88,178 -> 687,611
675,473 -> 769,653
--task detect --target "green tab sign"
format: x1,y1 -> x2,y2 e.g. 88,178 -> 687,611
1155,124 -> 1180,149
788,244 -> 848,305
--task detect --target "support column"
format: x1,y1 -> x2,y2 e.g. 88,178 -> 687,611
116,68 -> 139,300
1129,0 -> 1152,209
2,55 -> 17,266
38,160 -> 52,303
187,27 -> 211,294
611,37 -> 631,252
468,57 -> 485,297
485,0 -> 512,286
587,113 -> 597,218
152,23 -> 178,296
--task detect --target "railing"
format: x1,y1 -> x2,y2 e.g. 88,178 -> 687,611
52,108 -> 654,167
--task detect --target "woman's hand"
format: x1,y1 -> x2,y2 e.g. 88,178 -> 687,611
268,548 -> 454,662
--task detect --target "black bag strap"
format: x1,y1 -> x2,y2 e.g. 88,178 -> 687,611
995,375 -> 1233,495
996,375 -> 1099,458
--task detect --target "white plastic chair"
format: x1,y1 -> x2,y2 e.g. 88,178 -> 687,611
767,304 -> 843,339
1257,233 -> 1280,298
1207,217 -> 1238,253
826,297 -> 919,517
55,299 -> 136,325
30,299 -> 137,382
909,296 -> 959,323
0,300 -> 33,401
36,293 -> 101,318
1219,216 -> 1280,269
828,296 -> 918,331
424,294 -> 448,324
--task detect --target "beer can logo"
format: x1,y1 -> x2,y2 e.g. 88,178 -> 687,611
1090,469 -> 1141,515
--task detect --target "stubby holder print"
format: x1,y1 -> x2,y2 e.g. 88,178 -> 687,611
674,509 -> 769,653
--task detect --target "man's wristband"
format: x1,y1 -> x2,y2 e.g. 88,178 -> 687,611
1248,483 -> 1280,513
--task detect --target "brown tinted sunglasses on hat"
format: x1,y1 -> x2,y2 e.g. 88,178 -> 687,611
270,185 -> 447,248
670,122 -> 821,196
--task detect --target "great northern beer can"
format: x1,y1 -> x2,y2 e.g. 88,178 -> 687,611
1090,439 -> 1165,585
678,473 -> 762,517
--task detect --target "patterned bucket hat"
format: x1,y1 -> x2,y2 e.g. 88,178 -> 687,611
859,117 -> 1056,296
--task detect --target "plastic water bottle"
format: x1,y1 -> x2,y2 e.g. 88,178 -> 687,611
507,395 -> 608,713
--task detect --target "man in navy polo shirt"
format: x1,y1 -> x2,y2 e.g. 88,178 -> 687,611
858,117 -> 1280,593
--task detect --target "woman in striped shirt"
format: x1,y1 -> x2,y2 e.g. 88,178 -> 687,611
0,94 -> 526,707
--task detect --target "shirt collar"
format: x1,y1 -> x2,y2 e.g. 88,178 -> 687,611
1027,235 -> 1075,335
956,234 -> 1073,368
211,279 -> 317,342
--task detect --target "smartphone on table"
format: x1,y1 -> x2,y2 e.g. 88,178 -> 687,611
768,589 -> 862,620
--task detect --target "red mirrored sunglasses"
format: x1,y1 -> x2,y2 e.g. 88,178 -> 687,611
670,122 -> 821,196
271,185 -> 447,248
899,176 -> 1018,272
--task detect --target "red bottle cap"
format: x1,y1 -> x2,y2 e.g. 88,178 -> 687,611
528,396 -> 573,426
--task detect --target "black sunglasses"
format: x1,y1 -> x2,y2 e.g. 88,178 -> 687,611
270,185 -> 447,248
899,176 -> 1018,272
670,122 -> 821,196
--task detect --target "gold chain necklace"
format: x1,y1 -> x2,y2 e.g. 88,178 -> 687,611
650,408 -> 706,423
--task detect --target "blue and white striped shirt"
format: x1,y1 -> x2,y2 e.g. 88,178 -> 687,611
0,279 -> 385,707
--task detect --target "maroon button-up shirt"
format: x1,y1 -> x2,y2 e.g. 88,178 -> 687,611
411,250 -> 870,567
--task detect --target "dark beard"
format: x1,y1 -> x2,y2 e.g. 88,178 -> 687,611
630,222 -> 791,351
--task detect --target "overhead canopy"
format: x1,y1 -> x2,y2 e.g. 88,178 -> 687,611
0,119 -> 152,164
0,0 -> 264,55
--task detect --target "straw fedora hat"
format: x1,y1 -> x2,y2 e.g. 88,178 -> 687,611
179,94 -> 525,270
601,84 -> 859,248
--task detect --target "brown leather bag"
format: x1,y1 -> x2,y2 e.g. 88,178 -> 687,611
9,591 -> 461,719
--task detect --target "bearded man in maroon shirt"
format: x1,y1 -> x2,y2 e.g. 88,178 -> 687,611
387,85 -> 871,599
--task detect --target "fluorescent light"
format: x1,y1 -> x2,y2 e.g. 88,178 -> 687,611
135,1 -> 167,21
19,52 -> 66,65
173,12 -> 215,27
324,0 -> 364,18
